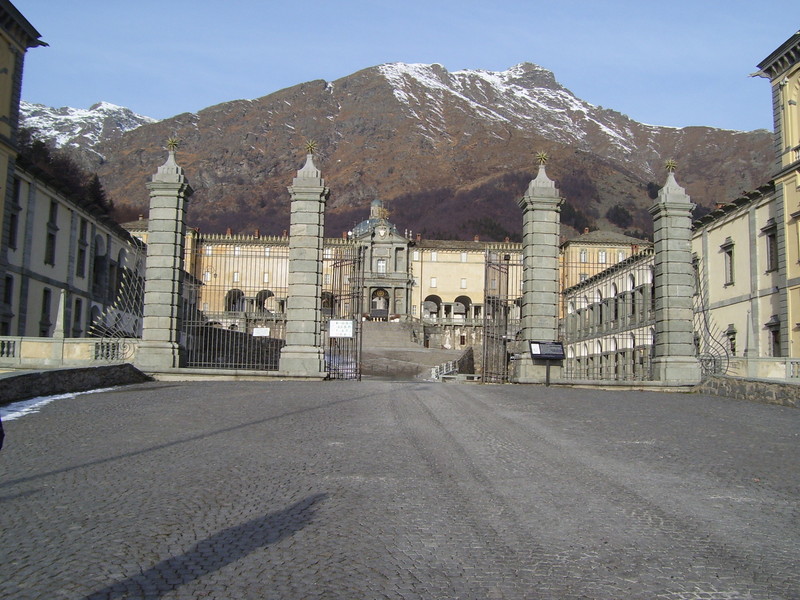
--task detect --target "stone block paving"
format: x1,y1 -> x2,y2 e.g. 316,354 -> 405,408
0,380 -> 798,599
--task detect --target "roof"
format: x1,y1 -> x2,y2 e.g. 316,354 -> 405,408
0,0 -> 47,48
414,239 -> 521,251
757,30 -> 800,77
562,230 -> 650,247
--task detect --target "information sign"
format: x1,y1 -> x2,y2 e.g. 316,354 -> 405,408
329,320 -> 355,339
529,341 -> 565,360
252,327 -> 271,337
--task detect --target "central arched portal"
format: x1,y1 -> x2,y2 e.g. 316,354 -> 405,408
371,288 -> 389,319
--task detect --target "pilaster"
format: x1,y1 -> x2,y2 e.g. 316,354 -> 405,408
136,144 -> 193,372
511,157 -> 563,383
279,151 -> 329,378
648,166 -> 701,385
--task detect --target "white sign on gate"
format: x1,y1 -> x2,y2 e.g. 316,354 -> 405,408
252,327 -> 271,337
329,319 -> 354,338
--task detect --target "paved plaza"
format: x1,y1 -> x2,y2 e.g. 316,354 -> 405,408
0,380 -> 798,599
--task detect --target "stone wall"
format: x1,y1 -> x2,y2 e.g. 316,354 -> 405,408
0,364 -> 152,404
694,375 -> 798,408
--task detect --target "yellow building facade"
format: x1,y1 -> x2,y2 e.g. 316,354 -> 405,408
757,32 -> 800,358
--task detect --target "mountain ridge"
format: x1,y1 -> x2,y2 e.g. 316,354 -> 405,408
20,62 -> 773,240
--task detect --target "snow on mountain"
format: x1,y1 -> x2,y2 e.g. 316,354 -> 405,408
378,62 -> 648,163
19,100 -> 156,156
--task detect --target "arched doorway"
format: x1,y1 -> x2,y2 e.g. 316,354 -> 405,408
371,288 -> 389,319
423,295 -> 441,321
225,289 -> 245,312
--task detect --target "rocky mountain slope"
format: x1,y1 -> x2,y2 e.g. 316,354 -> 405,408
22,63 -> 773,240
20,101 -> 155,162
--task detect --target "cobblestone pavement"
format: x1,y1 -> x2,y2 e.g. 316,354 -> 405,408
1,381 -> 798,599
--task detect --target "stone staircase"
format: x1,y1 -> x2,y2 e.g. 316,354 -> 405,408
360,321 -> 465,380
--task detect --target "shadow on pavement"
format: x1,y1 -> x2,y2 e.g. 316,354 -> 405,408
81,493 -> 327,600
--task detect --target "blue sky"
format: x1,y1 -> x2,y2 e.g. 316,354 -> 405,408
14,0 -> 798,131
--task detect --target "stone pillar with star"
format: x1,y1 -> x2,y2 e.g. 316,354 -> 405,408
648,161 -> 701,385
279,142 -> 329,378
135,139 -> 193,372
511,152 -> 564,384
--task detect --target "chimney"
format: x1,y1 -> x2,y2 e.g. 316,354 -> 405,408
342,231 -> 348,239
715,202 -> 726,210
504,237 -> 510,243
416,233 -> 421,241
225,227 -> 232,237
474,235 -> 480,242
282,229 -> 288,238
583,227 -> 590,234
254,228 -> 260,238
138,213 -> 144,221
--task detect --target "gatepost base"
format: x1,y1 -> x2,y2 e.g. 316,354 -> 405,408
279,346 -> 327,379
651,356 -> 702,386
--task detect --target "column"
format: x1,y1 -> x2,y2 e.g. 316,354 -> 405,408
648,162 -> 701,385
135,141 -> 193,371
512,153 -> 563,383
279,149 -> 329,378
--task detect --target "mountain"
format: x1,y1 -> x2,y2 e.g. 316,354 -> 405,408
19,100 -> 156,163
21,63 -> 774,240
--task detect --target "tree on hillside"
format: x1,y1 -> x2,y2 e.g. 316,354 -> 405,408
16,127 -> 114,215
606,203 -> 632,228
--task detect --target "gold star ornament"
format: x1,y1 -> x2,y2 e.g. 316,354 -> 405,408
305,139 -> 317,155
166,137 -> 180,151
665,159 -> 677,173
536,151 -> 549,165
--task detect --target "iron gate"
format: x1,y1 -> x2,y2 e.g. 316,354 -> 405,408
181,238 -> 289,370
481,251 -> 522,383
322,243 -> 365,380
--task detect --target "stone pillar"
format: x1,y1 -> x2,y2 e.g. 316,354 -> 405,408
135,144 -> 193,371
511,156 -> 563,383
648,164 -> 701,385
278,151 -> 329,378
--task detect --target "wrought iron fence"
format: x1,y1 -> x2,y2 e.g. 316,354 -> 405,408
322,243 -> 364,380
482,251 -> 522,383
560,248 -> 656,381
182,239 -> 289,370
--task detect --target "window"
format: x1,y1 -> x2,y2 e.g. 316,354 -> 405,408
725,324 -> 737,356
412,250 -> 419,261
579,273 -> 588,282
617,250 -> 626,263
40,288 -> 52,336
44,232 -> 57,266
376,258 -> 387,274
412,304 -> 417,315
72,298 -> 83,337
7,210 -> 18,250
598,250 -> 607,264
324,273 -> 331,285
203,271 -> 212,282
766,315 -> 781,357
264,247 -> 270,257
461,252 -> 468,263
263,272 -> 269,283
579,249 -> 588,263
721,238 -> 735,285
234,246 -> 241,256
460,278 -> 467,289
204,245 -> 213,256
233,271 -> 240,283
766,231 -> 778,272
76,219 -> 88,277
431,251 -> 438,262
4,275 -> 13,306
430,277 -> 437,288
